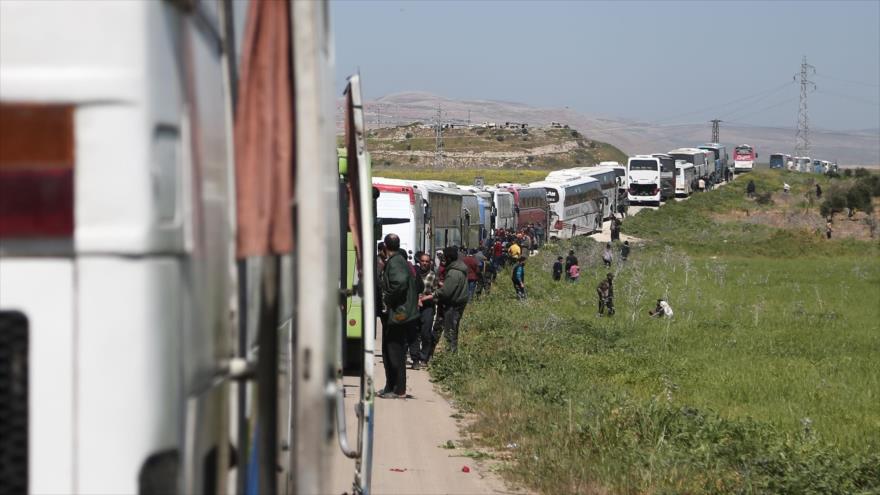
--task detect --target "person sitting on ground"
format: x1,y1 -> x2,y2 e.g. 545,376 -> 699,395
552,256 -> 564,281
648,299 -> 674,318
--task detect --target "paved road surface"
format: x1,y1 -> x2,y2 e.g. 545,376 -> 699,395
329,324 -> 516,495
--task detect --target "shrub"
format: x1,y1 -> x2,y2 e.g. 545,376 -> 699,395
854,167 -> 870,178
475,128 -> 486,136
820,189 -> 848,219
496,135 -> 505,142
756,192 -> 774,205
405,132 -> 413,139
570,130 -> 580,138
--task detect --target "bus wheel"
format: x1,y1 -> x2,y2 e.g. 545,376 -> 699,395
343,337 -> 364,376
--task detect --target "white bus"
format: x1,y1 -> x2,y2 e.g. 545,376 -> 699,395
372,178 -> 426,257
627,155 -> 662,206
532,176 -> 604,239
553,167 -> 617,219
794,156 -> 812,173
486,187 -> 516,231
418,181 -> 465,255
651,153 -> 677,200
675,161 -> 696,196
669,148 -> 709,179
769,153 -> 792,169
0,2 -> 375,494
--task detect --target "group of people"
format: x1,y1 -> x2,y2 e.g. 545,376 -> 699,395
377,234 -> 471,399
548,241 -> 673,318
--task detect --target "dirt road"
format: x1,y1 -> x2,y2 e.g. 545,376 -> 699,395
329,326 -> 515,495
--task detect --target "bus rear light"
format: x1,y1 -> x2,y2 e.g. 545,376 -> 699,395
0,104 -> 74,239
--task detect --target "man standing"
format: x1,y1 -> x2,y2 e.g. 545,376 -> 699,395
604,273 -> 615,316
415,253 -> 439,367
746,179 -> 756,199
597,279 -> 610,317
378,234 -> 420,399
620,240 -> 631,264
512,256 -> 526,300
434,247 -> 468,354
552,256 -> 564,281
462,249 -> 480,302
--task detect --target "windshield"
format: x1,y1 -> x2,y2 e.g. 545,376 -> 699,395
735,147 -> 752,155
629,160 -> 659,171
700,147 -> 720,159
670,154 -> 694,164
769,155 -> 784,166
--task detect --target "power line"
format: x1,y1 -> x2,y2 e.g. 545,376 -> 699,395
817,88 -> 880,107
814,72 -> 880,88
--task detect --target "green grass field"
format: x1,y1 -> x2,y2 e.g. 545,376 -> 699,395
430,170 -> 880,494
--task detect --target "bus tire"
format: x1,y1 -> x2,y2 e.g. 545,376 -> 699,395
343,337 -> 364,376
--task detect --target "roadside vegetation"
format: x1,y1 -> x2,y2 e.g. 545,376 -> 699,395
430,169 -> 880,493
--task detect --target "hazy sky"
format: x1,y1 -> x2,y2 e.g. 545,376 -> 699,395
332,0 -> 880,132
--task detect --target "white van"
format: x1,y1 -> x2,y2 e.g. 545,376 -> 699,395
675,161 -> 695,196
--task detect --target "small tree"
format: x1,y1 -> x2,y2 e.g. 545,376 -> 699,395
820,189 -> 847,220
846,182 -> 874,216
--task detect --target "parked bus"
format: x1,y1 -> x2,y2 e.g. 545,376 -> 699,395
699,143 -> 728,179
793,156 -> 811,172
769,153 -> 792,169
487,187 -> 516,231
460,190 -> 481,249
419,182 -> 464,256
505,185 -> 550,231
651,153 -> 677,200
0,2 -> 376,494
669,148 -> 709,179
532,176 -> 603,239
733,144 -> 757,173
372,179 -> 426,256
675,161 -> 696,196
627,155 -> 663,206
568,167 -> 618,219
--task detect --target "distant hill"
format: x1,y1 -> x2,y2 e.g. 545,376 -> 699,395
358,123 -> 627,169
339,92 -> 880,167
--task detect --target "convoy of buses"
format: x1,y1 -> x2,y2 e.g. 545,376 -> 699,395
768,153 -> 839,174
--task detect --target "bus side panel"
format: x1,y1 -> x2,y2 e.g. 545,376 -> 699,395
0,259 -> 75,494
76,257 -> 182,493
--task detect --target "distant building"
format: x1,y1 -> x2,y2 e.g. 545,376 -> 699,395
550,122 -> 565,129
503,121 -> 528,130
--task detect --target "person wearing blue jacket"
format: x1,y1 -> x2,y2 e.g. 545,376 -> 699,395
512,256 -> 526,300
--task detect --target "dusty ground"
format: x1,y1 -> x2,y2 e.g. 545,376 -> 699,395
711,192 -> 878,240
329,323 -> 525,495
